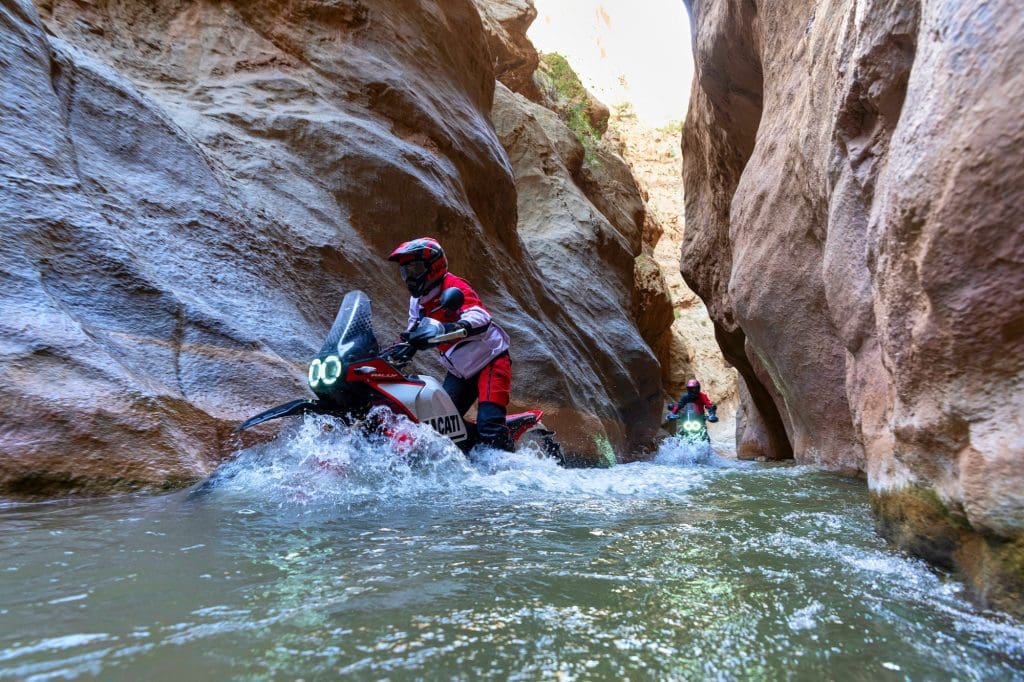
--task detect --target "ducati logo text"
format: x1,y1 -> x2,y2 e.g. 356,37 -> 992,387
427,415 -> 461,436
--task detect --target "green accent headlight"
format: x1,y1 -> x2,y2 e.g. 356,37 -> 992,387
684,420 -> 701,432
322,355 -> 342,385
308,358 -> 322,388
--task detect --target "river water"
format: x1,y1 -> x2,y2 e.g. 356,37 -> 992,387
1,416 -> 1022,681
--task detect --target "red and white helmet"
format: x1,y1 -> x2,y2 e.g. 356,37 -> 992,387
388,237 -> 448,297
686,379 -> 701,394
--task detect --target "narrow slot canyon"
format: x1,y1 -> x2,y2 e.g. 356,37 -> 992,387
0,0 -> 1022,676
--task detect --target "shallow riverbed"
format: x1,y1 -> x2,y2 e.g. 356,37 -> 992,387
2,417 -> 1022,680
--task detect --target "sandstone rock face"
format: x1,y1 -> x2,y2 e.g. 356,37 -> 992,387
472,0 -> 542,100
522,0 -> 739,420
491,83 -> 664,457
682,0 -> 1024,612
476,4 -> 675,456
0,0 -> 669,495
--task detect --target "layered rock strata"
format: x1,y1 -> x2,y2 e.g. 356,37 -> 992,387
517,0 -> 739,416
474,0 -> 542,100
681,0 -> 1024,613
491,82 -> 666,458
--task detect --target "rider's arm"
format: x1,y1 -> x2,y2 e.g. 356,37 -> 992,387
702,392 -> 719,421
455,305 -> 490,333
399,298 -> 420,342
446,281 -> 491,335
405,297 -> 419,332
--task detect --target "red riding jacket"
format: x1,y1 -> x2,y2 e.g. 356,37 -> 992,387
406,273 -> 510,380
670,391 -> 715,416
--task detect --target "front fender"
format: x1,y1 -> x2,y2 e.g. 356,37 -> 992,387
235,399 -> 325,432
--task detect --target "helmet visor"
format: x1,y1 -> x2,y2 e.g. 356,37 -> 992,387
400,261 -> 428,283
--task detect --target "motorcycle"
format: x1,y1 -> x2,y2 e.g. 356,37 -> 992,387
237,289 -> 588,467
666,402 -> 711,444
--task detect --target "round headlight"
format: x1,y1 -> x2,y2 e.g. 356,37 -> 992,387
684,420 -> 701,432
322,355 -> 342,385
308,358 -> 322,387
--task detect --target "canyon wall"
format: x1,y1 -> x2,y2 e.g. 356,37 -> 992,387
610,113 -> 738,413
0,0 -> 670,495
682,0 -> 1024,613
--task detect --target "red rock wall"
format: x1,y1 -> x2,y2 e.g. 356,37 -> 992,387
681,0 -> 1024,612
0,0 -> 669,494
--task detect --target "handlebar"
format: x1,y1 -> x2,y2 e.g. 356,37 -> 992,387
431,328 -> 468,344
381,343 -> 415,366
384,327 -> 468,366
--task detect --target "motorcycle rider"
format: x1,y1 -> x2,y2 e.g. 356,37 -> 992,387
388,238 -> 514,451
668,379 -> 718,422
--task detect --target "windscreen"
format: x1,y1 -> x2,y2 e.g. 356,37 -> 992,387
318,290 -> 379,360
682,403 -> 702,420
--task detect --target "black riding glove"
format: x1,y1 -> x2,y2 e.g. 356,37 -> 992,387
707,405 -> 719,423
442,320 -> 471,335
401,329 -> 434,350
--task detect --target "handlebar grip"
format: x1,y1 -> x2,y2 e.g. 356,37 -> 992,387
431,328 -> 468,344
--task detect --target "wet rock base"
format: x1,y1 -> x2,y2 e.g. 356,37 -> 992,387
872,486 -> 1024,618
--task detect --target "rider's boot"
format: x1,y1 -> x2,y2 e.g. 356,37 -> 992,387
477,401 -> 514,452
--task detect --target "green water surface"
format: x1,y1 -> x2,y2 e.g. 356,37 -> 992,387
1,424 -> 1021,681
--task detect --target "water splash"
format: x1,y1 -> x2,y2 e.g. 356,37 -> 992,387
202,409 -> 473,506
652,435 -> 712,465
200,413 -> 709,511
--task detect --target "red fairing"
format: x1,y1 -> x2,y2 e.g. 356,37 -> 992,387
347,359 -> 424,421
345,359 -> 408,384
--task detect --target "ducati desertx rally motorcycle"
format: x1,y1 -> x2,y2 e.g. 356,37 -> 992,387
666,402 -> 711,444
237,289 -> 586,466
